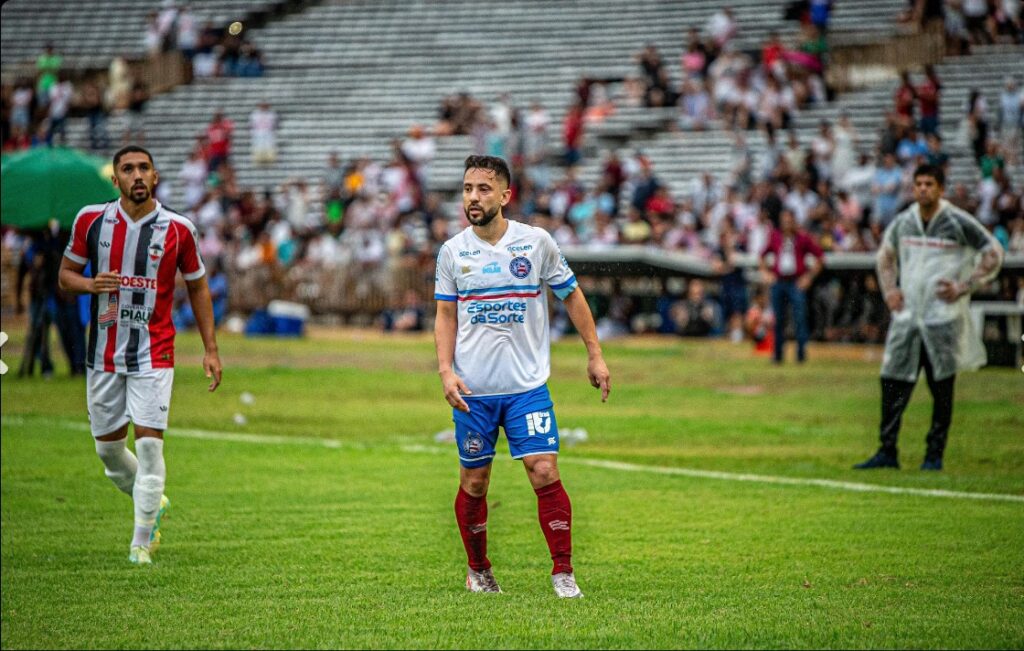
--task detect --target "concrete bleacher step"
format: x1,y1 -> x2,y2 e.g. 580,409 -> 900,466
12,0 -> 1018,212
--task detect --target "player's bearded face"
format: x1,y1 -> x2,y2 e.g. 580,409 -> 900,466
463,167 -> 508,227
114,154 -> 159,205
465,203 -> 499,226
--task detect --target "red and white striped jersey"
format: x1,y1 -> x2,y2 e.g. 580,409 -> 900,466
64,200 -> 205,373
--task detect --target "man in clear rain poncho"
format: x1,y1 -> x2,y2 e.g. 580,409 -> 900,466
854,164 -> 1004,471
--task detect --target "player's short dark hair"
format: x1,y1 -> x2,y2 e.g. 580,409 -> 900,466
913,163 -> 945,187
113,145 -> 154,169
464,155 -> 511,188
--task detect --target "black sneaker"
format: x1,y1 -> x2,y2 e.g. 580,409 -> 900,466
920,457 -> 943,471
853,451 -> 900,470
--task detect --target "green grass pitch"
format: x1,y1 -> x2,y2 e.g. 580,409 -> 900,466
1,327 -> 1022,649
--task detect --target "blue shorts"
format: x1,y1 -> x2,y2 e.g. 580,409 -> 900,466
453,384 -> 560,468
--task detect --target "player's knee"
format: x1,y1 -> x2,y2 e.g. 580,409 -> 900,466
95,440 -> 122,464
461,475 -> 489,497
526,458 -> 559,485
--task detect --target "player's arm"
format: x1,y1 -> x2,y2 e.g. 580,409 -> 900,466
59,256 -> 119,295
797,236 -> 825,291
876,244 -> 903,312
185,274 -> 222,392
876,217 -> 903,312
563,287 -> 610,402
434,299 -> 470,413
936,215 -> 1005,303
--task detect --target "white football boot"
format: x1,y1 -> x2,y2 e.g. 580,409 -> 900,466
551,572 -> 582,598
465,567 -> 502,593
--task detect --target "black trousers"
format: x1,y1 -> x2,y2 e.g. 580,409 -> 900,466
879,345 -> 955,459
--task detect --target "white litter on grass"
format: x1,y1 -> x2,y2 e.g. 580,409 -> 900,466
433,429 -> 455,443
561,427 -> 589,446
233,413 -> 248,426
240,391 -> 255,406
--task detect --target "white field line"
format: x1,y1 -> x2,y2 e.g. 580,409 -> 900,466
6,416 -> 1023,504
564,458 -> 1024,504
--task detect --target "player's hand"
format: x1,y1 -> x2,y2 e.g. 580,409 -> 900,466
588,355 -> 611,402
884,289 -> 904,313
796,273 -> 813,291
935,279 -> 965,303
204,349 -> 222,392
440,370 -> 471,413
761,270 -> 777,285
92,271 -> 121,294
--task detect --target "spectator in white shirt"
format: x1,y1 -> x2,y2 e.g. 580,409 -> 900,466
47,75 -> 73,145
400,124 -> 436,187
706,6 -> 738,53
178,146 -> 209,210
176,3 -> 198,59
997,76 -> 1023,165
250,101 -> 278,166
784,175 -> 820,227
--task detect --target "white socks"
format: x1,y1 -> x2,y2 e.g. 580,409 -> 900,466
95,439 -> 138,496
131,437 -> 166,548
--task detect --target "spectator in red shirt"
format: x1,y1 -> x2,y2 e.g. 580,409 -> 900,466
563,103 -> 585,166
206,109 -> 235,172
916,64 -> 942,135
601,150 -> 626,214
761,31 -> 786,79
893,70 -> 917,129
759,208 -> 825,363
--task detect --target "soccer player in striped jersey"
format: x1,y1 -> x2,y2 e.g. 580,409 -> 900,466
434,155 -> 611,598
59,146 -> 223,565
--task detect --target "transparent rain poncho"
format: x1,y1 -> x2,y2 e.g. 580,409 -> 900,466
877,199 -> 1004,382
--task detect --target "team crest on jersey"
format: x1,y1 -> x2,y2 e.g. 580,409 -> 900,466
462,432 -> 485,456
148,242 -> 164,262
509,256 -> 532,279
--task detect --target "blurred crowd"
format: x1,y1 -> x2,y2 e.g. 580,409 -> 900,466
1,2 -> 266,154
2,0 -> 1022,355
2,42 -> 157,152
900,0 -> 1024,50
145,1 -> 266,79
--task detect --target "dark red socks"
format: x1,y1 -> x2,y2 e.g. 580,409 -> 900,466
454,487 -> 491,571
535,480 -> 573,575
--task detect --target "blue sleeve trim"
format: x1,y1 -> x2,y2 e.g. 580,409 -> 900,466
549,275 -> 577,290
434,293 -> 457,302
552,280 -> 578,301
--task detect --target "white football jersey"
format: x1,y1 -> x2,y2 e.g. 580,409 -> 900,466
435,219 -> 578,396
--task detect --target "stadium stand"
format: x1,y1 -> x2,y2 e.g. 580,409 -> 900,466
2,0 -> 1022,343
36,0 -> 915,197
0,0 -> 286,71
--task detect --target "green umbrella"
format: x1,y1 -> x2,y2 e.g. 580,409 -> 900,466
1,146 -> 118,229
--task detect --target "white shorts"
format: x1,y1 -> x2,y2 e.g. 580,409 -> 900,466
86,368 -> 174,437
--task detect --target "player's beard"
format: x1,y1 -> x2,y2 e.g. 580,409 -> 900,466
125,183 -> 151,205
465,204 -> 499,227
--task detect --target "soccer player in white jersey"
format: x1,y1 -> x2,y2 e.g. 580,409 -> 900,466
59,146 -> 223,565
434,155 -> 610,598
